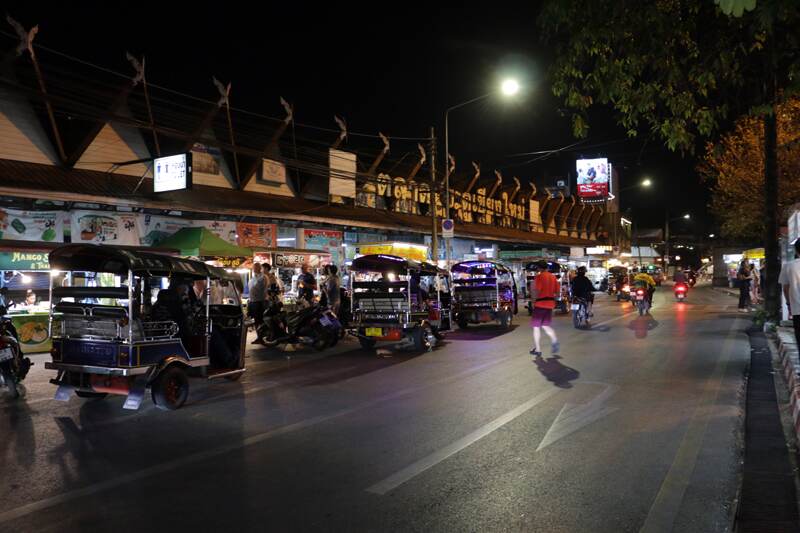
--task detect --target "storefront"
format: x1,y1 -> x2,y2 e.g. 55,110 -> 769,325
0,246 -> 53,353
252,248 -> 332,303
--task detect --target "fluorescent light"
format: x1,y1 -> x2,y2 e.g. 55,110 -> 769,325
277,238 -> 295,242
21,274 -> 32,284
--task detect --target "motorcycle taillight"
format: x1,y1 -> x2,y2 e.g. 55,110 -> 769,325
636,290 -> 645,295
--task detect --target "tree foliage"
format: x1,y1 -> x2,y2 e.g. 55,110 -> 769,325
538,0 -> 800,153
699,96 -> 800,240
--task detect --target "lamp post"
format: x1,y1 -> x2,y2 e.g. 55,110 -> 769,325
443,79 -> 520,264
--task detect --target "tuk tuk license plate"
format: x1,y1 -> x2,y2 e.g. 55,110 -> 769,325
319,315 -> 332,327
570,304 -> 580,311
365,328 -> 383,337
0,348 -> 13,362
636,295 -> 645,301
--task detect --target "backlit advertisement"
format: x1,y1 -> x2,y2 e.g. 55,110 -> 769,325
576,158 -> 609,198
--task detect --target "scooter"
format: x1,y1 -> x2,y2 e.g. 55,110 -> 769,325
674,282 -> 688,301
257,299 -> 341,351
0,307 -> 32,399
633,286 -> 650,316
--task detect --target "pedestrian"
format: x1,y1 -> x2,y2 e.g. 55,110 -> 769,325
248,262 -> 267,343
737,260 -> 751,312
298,264 -> 317,305
322,265 -> 341,314
529,260 -> 559,358
263,263 -> 282,303
780,240 -> 800,347
750,261 -> 761,305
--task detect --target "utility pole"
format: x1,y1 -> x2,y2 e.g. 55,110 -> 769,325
429,127 -> 438,263
664,208 -> 670,274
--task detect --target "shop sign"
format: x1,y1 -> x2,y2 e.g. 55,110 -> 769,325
236,223 -> 277,248
357,242 -> 428,262
206,256 -> 247,268
0,251 -> 50,270
274,253 -> 330,269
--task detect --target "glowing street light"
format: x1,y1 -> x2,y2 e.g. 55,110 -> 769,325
683,213 -> 690,219
642,178 -> 652,187
501,78 -> 520,96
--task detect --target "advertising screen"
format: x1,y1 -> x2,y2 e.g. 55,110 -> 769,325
576,158 -> 609,198
154,153 -> 192,193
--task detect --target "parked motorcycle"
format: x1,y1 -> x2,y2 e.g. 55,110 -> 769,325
257,300 -> 341,351
0,306 -> 32,399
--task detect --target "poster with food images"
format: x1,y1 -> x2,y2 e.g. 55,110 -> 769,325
0,208 -> 63,242
70,210 -> 140,246
11,314 -> 51,353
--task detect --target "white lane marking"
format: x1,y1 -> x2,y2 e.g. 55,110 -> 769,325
0,346 -> 524,525
590,310 -> 637,328
536,383 -> 618,451
366,387 -> 562,495
639,317 -> 741,533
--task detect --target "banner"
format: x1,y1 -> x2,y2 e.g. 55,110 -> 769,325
196,220 -> 238,244
236,222 -> 277,248
71,210 -> 139,246
299,229 -> 342,264
329,149 -> 356,198
137,214 -> 194,246
0,208 -> 63,242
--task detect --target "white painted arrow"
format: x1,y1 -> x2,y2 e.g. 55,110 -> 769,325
537,383 -> 619,451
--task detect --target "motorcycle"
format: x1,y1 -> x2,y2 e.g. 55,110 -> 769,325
616,283 -> 631,302
674,282 -> 688,301
571,297 -> 590,329
0,307 -> 32,399
633,285 -> 650,316
257,299 -> 341,351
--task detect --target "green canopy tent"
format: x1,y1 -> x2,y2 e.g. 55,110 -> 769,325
155,227 -> 252,258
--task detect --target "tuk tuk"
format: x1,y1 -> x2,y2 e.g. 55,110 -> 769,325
349,254 -> 450,351
451,260 -> 518,329
45,244 -> 246,411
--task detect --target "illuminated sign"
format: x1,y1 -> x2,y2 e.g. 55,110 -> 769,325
576,158 -> 609,198
154,153 -> 192,193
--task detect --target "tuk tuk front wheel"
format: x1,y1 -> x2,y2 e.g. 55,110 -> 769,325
152,366 -> 189,411
499,310 -> 511,329
412,326 -> 434,352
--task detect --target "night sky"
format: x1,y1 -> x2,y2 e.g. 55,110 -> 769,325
5,3 -> 710,235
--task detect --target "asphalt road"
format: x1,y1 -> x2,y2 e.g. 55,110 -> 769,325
0,284 -> 750,533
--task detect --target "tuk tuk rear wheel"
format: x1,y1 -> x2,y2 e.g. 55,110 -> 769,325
412,326 -> 433,352
76,391 -> 108,400
152,366 -> 189,411
457,317 -> 469,329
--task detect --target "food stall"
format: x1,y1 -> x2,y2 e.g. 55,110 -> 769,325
251,248 -> 332,303
0,243 -> 54,353
354,242 -> 429,262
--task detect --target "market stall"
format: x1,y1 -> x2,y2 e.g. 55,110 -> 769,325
0,241 -> 54,353
252,248 -> 333,303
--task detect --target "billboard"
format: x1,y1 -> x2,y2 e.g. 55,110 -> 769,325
576,158 -> 609,198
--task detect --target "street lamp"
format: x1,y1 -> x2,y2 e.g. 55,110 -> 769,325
443,77 -> 520,262
642,178 -> 652,188
664,211 -> 692,268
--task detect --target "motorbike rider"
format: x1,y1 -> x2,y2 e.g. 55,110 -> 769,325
673,267 -> 686,284
570,266 -> 595,319
633,270 -> 657,308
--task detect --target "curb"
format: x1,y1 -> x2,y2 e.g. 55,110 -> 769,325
773,327 -> 800,442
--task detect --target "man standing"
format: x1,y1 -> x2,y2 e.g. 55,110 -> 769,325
298,264 -> 317,305
248,263 -> 267,343
530,261 -> 560,357
780,240 -> 800,346
737,260 -> 752,313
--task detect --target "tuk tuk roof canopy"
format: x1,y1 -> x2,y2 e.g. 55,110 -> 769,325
451,260 -> 512,275
155,227 -> 252,258
350,254 -> 440,275
49,244 -> 238,282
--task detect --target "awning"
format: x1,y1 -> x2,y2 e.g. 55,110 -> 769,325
156,228 -> 252,257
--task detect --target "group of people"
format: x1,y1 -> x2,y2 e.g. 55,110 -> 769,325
737,259 -> 764,312
247,262 -> 342,343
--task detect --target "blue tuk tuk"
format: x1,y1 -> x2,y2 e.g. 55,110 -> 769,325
45,244 -> 246,410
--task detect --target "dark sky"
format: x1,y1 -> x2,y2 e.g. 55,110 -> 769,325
5,2 -> 709,234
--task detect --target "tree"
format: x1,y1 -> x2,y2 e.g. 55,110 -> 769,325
699,96 -> 800,240
539,0 -> 800,317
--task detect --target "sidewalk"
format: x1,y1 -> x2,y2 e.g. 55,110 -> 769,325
737,327 -> 800,531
